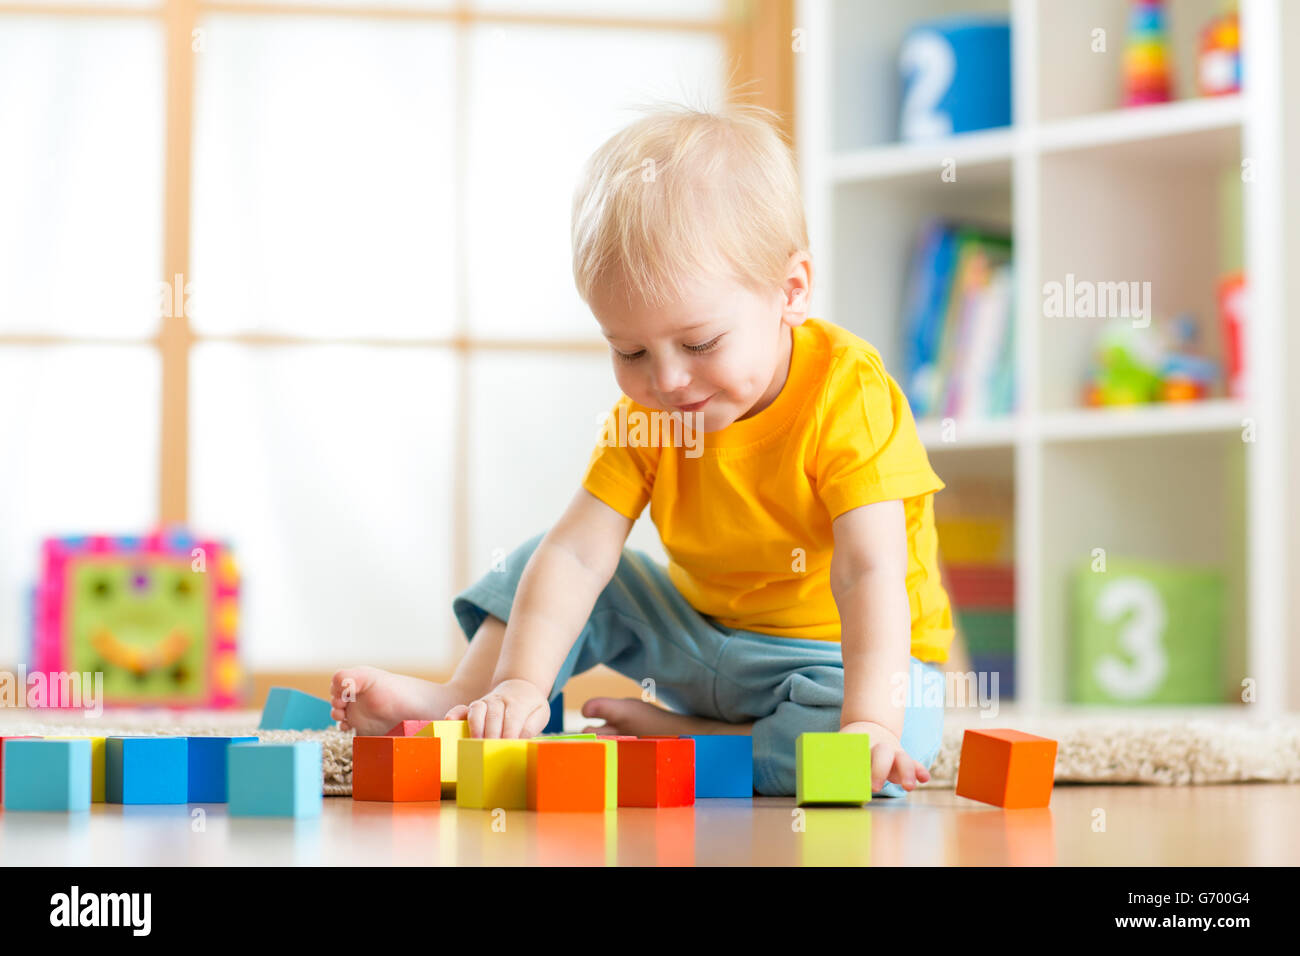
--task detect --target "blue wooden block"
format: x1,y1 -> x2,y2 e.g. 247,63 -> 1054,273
2,739 -> 91,811
259,686 -> 335,731
188,736 -> 259,802
899,17 -> 1012,141
543,692 -> 564,734
684,734 -> 754,798
228,741 -> 322,817
106,737 -> 188,804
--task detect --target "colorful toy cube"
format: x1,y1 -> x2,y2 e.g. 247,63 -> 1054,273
796,732 -> 872,806
228,741 -> 322,817
617,738 -> 694,807
1072,560 -> 1223,704
954,728 -> 1057,808
46,736 -> 107,802
259,686 -> 335,730
353,736 -> 441,802
684,734 -> 754,798
526,740 -> 607,812
0,736 -> 41,798
3,739 -> 91,811
899,17 -> 1012,141
414,720 -> 469,796
456,739 -> 530,810
187,736 -> 259,802
106,736 -> 188,804
384,720 -> 431,736
28,528 -> 244,708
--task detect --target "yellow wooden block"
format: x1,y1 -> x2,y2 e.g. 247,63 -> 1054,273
47,735 -> 107,802
599,739 -> 617,809
456,739 -> 529,809
415,720 -> 469,796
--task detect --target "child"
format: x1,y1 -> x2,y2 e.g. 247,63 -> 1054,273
330,103 -> 953,797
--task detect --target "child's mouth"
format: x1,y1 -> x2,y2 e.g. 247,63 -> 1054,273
675,396 -> 712,412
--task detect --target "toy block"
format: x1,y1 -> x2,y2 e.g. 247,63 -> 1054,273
684,734 -> 754,798
532,733 -> 597,741
796,733 -> 871,806
0,736 -> 41,798
2,739 -> 91,811
638,735 -> 680,739
543,693 -> 564,734
353,735 -> 441,802
954,728 -> 1057,809
228,741 -> 322,817
258,686 -> 335,730
617,739 -> 694,807
526,740 -> 606,811
46,736 -> 107,802
106,737 -> 188,804
384,720 -> 431,737
456,739 -> 529,810
414,720 -> 469,796
187,736 -> 259,802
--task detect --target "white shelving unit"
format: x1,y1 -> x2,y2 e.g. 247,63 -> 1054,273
796,0 -> 1298,713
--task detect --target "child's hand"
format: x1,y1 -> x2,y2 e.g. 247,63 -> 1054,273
444,678 -> 551,739
840,720 -> 931,794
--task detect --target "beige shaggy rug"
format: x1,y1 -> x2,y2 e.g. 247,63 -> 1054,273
3,708 -> 1298,796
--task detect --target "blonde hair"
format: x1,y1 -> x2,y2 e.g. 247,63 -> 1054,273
571,101 -> 808,310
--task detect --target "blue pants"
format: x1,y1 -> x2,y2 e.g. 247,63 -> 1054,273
452,532 -> 946,798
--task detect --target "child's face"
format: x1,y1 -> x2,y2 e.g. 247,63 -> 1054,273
591,262 -> 810,433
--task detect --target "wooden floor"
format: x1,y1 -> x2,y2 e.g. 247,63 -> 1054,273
2,782 -> 1297,865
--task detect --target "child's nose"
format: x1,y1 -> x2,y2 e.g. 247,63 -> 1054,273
650,357 -> 690,395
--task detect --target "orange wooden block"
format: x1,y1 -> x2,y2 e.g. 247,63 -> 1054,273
526,741 -> 606,811
617,739 -> 694,807
954,728 -> 1057,809
353,735 -> 441,802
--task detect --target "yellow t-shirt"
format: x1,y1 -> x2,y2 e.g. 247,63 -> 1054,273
581,316 -> 954,663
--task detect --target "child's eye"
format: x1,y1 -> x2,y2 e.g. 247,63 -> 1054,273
685,335 -> 723,354
613,347 -> 645,363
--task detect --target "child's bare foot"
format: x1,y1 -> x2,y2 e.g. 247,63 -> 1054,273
580,697 -> 753,737
329,666 -> 471,736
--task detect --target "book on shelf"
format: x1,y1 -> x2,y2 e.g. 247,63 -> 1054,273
900,221 -> 1015,422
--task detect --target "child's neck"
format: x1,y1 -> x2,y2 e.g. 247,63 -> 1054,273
736,323 -> 794,422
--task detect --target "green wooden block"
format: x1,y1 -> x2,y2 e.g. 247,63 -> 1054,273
531,734 -> 598,741
795,733 -> 871,806
1071,559 -> 1223,704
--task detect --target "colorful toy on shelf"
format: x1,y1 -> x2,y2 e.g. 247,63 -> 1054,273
228,741 -> 323,818
2,739 -> 91,811
1082,317 -> 1220,407
954,728 -> 1057,808
28,527 -> 244,708
796,732 -> 872,806
1219,272 -> 1247,398
1158,314 -> 1218,401
1198,9 -> 1241,96
899,17 -> 1011,142
1072,559 -> 1224,704
1123,0 -> 1173,106
259,686 -> 335,731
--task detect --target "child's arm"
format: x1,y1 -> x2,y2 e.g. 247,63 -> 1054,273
461,486 -> 634,738
830,498 -> 932,793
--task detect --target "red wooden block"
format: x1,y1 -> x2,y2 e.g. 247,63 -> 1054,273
617,739 -> 694,807
384,720 -> 432,737
0,736 -> 40,796
353,736 -> 441,801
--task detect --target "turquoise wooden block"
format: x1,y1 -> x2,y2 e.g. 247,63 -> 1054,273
228,741 -> 322,817
3,739 -> 92,811
106,737 -> 189,804
259,687 -> 335,731
188,736 -> 259,802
